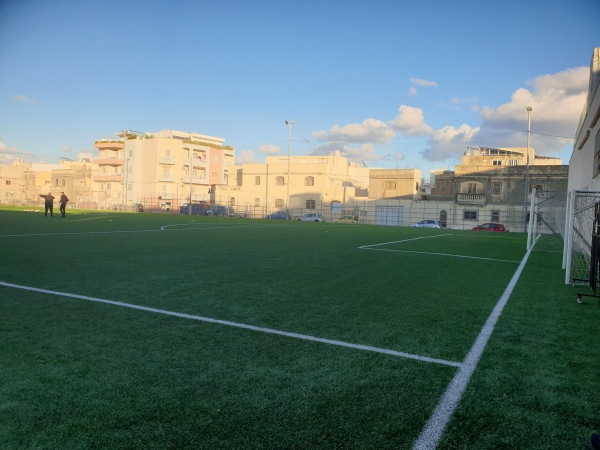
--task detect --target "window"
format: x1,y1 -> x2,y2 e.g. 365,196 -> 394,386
493,160 -> 502,165
467,183 -> 477,194
508,159 -> 519,166
384,181 -> 397,190
529,184 -> 544,193
275,199 -> 284,208
164,149 -> 171,157
491,210 -> 500,222
276,176 -> 285,186
492,182 -> 502,195
229,197 -> 235,206
464,210 -> 478,220
62,179 -> 65,187
254,198 -> 260,206
255,176 -> 261,186
305,176 -> 314,186
5,180 -> 10,186
211,171 -> 217,178
306,199 -> 316,209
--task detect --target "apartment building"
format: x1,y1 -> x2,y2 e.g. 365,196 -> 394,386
93,129 -> 234,209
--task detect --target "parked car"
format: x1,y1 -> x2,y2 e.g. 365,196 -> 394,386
334,215 -> 357,223
412,220 -> 442,228
471,222 -> 508,232
207,205 -> 230,217
298,213 -> 323,222
266,211 -> 289,220
133,203 -> 144,212
180,203 -> 210,215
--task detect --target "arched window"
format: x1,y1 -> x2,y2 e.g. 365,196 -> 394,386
275,199 -> 284,208
276,176 -> 285,186
306,199 -> 316,209
305,176 -> 314,186
254,198 -> 261,206
255,176 -> 261,185
229,197 -> 236,206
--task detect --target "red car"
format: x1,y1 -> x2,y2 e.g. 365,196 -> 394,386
471,223 -> 508,232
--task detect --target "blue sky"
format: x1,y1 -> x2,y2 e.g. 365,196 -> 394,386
0,0 -> 598,175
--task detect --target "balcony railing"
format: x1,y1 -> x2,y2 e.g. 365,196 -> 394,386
94,158 -> 124,166
457,193 -> 486,204
159,156 -> 176,165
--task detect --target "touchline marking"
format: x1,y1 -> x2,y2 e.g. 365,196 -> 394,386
0,281 -> 461,368
412,242 -> 535,449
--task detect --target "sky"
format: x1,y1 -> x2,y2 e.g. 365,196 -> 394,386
0,0 -> 599,177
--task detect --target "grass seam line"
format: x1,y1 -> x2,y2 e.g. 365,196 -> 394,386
0,281 -> 462,368
412,242 -> 534,449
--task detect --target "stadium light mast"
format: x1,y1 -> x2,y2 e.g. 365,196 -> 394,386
285,120 -> 295,218
524,106 -> 533,231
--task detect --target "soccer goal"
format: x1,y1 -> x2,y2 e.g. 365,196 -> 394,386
526,188 -> 567,253
563,191 -> 600,294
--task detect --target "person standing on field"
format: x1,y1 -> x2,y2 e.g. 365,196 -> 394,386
59,191 -> 69,217
39,192 -> 55,217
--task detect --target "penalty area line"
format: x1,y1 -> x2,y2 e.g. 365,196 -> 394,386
412,239 -> 535,449
0,281 -> 461,368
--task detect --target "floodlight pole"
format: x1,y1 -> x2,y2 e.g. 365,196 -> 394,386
285,120 -> 295,218
523,106 -> 532,232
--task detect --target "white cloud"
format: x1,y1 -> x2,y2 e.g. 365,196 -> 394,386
235,149 -> 257,165
258,144 -> 281,155
13,94 -> 36,103
314,119 -> 395,144
309,142 -> 382,164
388,105 -> 434,136
408,86 -> 418,96
410,78 -> 438,87
477,66 -> 588,153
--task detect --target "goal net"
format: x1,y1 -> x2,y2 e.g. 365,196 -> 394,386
563,191 -> 600,285
527,189 -> 567,253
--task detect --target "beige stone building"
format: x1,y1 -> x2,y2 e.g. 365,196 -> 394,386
429,146 -> 568,230
214,150 -> 370,219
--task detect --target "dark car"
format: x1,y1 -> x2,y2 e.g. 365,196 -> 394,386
207,205 -> 230,217
180,203 -> 210,215
266,211 -> 289,220
471,222 -> 508,232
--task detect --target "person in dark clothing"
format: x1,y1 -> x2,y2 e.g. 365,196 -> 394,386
39,192 -> 55,217
59,192 -> 69,217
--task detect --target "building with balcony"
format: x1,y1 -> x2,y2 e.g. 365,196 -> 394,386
430,146 -> 568,230
93,129 -> 234,209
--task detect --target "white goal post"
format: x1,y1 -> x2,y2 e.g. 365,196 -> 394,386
562,190 -> 600,285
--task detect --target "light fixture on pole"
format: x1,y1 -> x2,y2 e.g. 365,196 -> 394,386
524,106 -> 532,231
285,120 -> 295,217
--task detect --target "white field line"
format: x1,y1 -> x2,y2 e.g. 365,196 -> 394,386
0,224 -> 282,238
412,242 -> 534,449
359,234 -> 520,263
358,234 -> 452,249
0,281 -> 461,368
